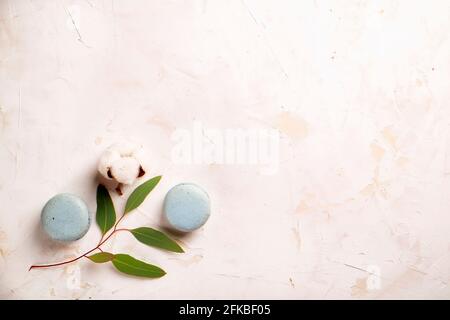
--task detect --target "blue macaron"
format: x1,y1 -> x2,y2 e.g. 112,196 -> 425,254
163,183 -> 211,232
41,193 -> 91,241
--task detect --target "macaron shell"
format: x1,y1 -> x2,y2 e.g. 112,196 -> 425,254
41,193 -> 91,241
164,183 -> 211,232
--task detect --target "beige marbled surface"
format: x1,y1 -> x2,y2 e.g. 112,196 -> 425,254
1,0 -> 450,299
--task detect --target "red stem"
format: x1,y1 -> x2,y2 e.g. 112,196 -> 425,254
29,228 -> 129,271
95,212 -> 125,247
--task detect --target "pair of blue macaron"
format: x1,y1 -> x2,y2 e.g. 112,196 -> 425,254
41,183 -> 211,241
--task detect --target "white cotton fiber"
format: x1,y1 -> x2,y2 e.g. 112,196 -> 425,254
98,141 -> 146,194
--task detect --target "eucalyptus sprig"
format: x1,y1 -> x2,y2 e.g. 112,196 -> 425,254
29,176 -> 183,278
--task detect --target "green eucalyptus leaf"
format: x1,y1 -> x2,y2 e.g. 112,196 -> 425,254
96,184 -> 116,235
87,252 -> 115,263
124,176 -> 162,214
112,254 -> 166,278
131,227 -> 184,253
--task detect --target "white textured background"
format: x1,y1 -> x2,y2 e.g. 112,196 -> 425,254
1,0 -> 450,299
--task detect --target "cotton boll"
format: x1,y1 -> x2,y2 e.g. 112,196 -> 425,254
98,149 -> 121,180
98,141 -> 147,194
110,157 -> 140,185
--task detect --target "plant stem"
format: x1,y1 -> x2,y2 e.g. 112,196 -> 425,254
96,213 -> 124,246
29,228 -> 129,271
